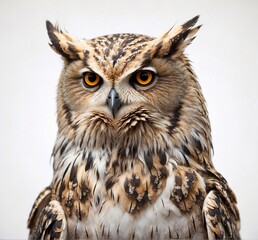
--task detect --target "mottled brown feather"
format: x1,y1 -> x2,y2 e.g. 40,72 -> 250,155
28,16 -> 240,239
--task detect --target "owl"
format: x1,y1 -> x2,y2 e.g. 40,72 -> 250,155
28,16 -> 240,239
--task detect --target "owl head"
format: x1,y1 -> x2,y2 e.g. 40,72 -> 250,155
48,16 -> 212,166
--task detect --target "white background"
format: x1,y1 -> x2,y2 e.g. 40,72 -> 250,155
0,0 -> 257,239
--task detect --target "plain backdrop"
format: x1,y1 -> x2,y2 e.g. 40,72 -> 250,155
0,0 -> 258,239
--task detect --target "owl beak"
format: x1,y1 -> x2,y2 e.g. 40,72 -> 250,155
107,88 -> 121,118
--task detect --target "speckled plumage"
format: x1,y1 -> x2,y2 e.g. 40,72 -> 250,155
28,16 -> 240,239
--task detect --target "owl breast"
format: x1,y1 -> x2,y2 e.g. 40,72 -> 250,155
50,106 -> 208,239
53,145 -> 207,240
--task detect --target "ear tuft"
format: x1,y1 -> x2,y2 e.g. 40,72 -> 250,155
181,15 -> 200,31
46,20 -> 84,60
153,15 -> 201,58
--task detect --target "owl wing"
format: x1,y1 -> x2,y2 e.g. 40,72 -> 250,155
28,186 -> 52,229
28,187 -> 67,239
203,180 -> 240,239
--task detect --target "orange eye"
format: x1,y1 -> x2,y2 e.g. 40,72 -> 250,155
83,72 -> 101,88
135,70 -> 155,86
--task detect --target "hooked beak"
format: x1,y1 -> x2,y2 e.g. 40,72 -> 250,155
107,88 -> 121,118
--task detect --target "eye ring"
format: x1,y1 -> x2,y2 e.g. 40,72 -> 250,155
82,72 -> 102,89
131,70 -> 156,87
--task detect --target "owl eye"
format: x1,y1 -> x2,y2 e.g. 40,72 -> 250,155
82,72 -> 102,88
131,70 -> 156,87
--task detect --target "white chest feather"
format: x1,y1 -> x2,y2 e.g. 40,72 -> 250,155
53,149 -> 207,239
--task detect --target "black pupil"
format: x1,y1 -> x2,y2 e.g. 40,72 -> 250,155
88,73 -> 96,82
140,71 -> 150,81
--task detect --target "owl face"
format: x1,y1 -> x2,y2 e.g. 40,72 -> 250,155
58,50 -> 187,119
47,17 -> 202,151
